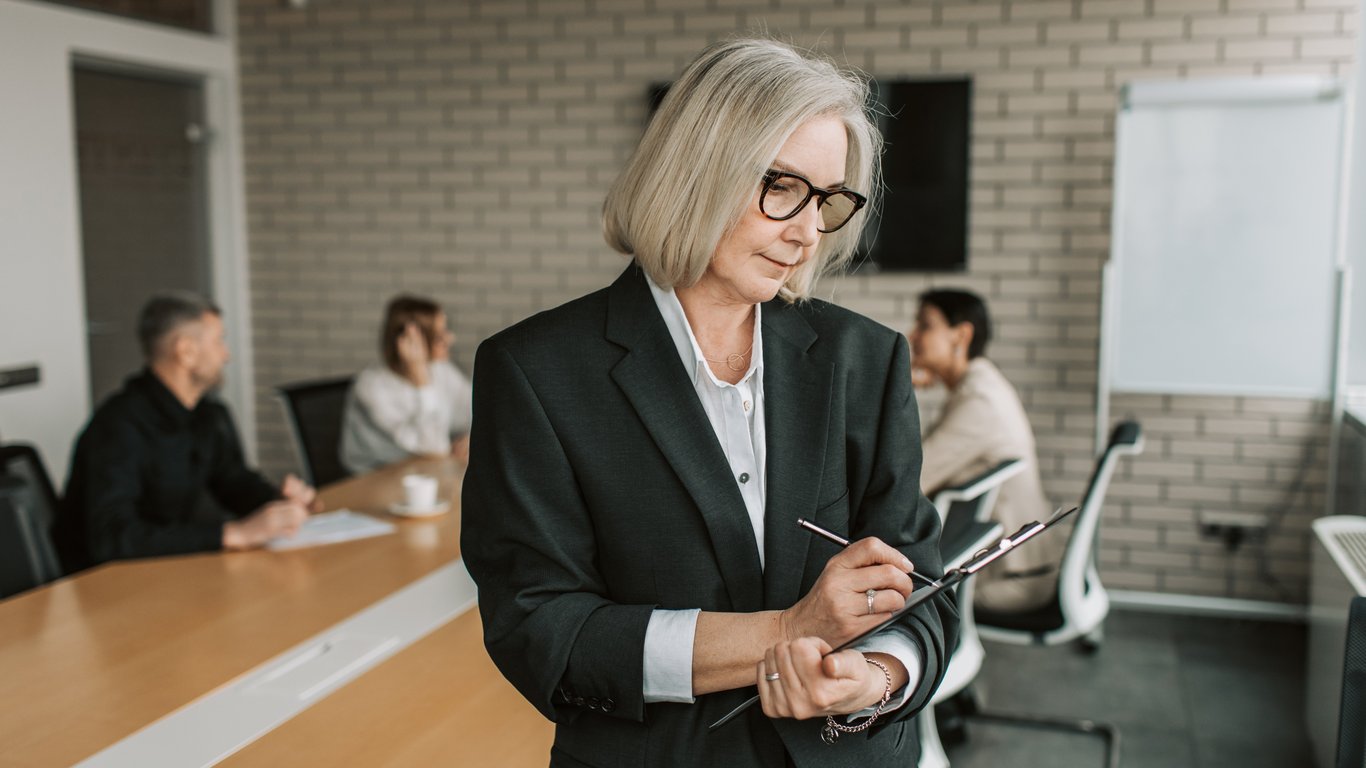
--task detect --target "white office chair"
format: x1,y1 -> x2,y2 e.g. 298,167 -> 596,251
916,459 -> 1023,768
931,458 -> 1026,525
976,422 -> 1144,648
964,421 -> 1144,768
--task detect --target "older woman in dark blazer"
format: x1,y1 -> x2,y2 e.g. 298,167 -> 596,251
461,39 -> 956,768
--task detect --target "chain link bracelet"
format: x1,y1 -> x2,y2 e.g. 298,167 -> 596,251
821,657 -> 893,745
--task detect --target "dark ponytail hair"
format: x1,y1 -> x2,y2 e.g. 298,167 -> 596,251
918,289 -> 991,359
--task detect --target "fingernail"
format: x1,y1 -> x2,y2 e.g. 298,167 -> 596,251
902,558 -> 913,571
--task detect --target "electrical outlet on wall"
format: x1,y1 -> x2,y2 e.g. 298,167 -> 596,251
1197,510 -> 1271,552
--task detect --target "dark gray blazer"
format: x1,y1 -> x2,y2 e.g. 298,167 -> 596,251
461,264 -> 956,768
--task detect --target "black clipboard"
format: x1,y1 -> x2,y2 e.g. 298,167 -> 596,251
708,506 -> 1078,732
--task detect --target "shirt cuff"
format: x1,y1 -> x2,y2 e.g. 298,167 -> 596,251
847,631 -> 922,720
642,608 -> 699,704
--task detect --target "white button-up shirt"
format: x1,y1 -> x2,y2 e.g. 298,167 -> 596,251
640,276 -> 919,715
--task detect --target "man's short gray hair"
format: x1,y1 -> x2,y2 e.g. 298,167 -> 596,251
602,38 -> 882,301
137,291 -> 221,361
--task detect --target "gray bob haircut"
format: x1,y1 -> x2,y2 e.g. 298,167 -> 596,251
137,291 -> 221,361
602,38 -> 882,302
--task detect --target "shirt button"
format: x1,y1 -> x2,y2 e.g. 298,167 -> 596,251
739,473 -> 750,484
743,400 -> 751,412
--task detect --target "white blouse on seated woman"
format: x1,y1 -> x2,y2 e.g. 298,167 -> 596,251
342,360 -> 471,474
341,296 -> 472,474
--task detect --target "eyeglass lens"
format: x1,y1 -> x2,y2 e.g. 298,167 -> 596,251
761,173 -> 862,233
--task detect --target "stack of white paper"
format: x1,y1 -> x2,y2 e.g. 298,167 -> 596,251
266,509 -> 397,551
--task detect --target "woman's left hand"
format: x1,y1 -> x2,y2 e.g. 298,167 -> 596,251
756,638 -> 884,720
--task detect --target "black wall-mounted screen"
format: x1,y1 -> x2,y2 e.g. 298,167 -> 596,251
863,78 -> 971,272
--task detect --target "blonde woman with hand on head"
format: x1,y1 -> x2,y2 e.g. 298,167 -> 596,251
340,295 -> 472,474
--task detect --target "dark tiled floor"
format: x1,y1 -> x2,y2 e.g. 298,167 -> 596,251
943,609 -> 1313,768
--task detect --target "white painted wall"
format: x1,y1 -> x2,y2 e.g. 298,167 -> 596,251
1350,0 -> 1366,389
0,0 -> 254,481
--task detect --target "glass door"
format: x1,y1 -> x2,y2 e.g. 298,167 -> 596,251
72,65 -> 212,406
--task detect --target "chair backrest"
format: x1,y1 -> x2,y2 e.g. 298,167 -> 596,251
276,376 -> 354,487
1056,421 -> 1144,622
932,458 -> 1027,525
0,443 -> 62,598
1338,596 -> 1366,768
929,461 -> 1018,712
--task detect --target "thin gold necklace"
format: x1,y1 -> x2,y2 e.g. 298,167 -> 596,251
703,342 -> 754,372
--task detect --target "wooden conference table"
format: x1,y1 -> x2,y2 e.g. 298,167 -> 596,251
0,455 -> 990,767
0,456 -> 552,767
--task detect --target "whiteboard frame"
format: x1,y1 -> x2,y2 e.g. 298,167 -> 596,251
1097,76 -> 1351,454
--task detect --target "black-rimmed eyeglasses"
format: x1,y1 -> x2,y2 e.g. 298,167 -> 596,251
759,170 -> 868,234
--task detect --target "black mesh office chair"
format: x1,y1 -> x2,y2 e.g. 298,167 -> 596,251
276,376 -> 354,487
1338,597 -> 1366,768
0,443 -> 63,598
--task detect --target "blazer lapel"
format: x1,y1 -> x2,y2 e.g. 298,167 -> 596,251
760,302 -> 833,610
605,265 -> 765,612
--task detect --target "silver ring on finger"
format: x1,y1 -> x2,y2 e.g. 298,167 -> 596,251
866,588 -> 877,615
764,671 -> 781,682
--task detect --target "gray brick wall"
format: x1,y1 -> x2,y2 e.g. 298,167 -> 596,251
236,0 -> 1358,604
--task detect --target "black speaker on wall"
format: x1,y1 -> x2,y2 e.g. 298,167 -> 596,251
1338,596 -> 1366,768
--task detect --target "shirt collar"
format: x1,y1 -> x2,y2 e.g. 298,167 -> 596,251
132,368 -> 201,428
644,271 -> 763,387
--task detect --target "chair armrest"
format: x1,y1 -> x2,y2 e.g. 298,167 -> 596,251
932,458 -> 1027,510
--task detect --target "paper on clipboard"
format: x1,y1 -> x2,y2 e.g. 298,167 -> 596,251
266,509 -> 397,551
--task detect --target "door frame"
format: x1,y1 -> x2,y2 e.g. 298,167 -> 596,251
0,0 -> 257,473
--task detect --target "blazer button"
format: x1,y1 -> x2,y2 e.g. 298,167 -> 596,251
588,697 -> 600,710
573,696 -> 585,707
602,698 -> 616,712
559,687 -> 572,703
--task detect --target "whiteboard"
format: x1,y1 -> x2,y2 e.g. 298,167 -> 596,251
1105,77 -> 1346,398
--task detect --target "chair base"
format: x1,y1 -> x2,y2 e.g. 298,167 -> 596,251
967,709 -> 1121,768
917,707 -> 950,768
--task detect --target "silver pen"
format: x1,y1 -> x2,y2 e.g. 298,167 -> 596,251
795,518 -> 939,587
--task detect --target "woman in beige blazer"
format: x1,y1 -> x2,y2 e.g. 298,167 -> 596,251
908,290 -> 1061,613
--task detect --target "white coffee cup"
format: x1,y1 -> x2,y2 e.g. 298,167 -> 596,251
402,474 -> 439,510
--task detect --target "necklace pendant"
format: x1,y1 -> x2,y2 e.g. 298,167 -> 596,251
725,353 -> 745,371
821,722 -> 839,745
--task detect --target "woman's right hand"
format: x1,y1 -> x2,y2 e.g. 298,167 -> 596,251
910,365 -> 936,389
778,537 -> 917,647
397,323 -> 431,387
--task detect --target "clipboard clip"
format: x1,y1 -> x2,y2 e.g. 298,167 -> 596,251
955,506 -> 1077,578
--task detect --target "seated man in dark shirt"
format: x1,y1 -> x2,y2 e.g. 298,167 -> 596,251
55,292 -> 319,573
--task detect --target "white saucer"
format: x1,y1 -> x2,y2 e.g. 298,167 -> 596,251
389,500 -> 450,518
